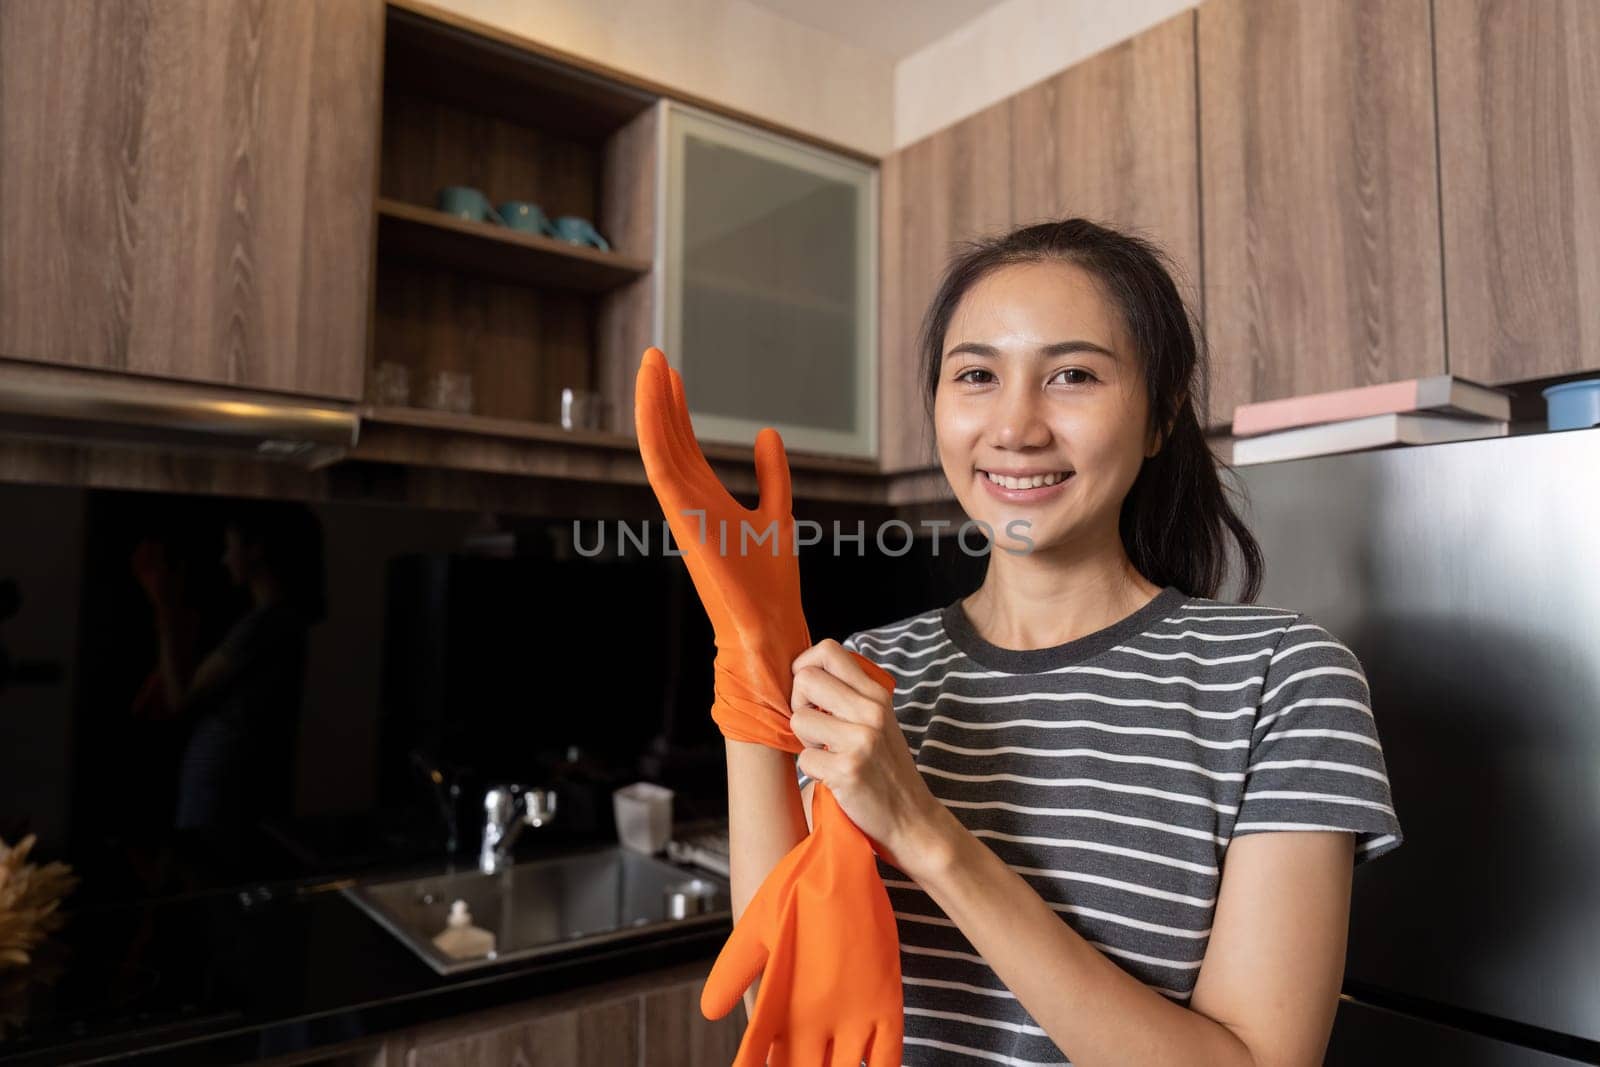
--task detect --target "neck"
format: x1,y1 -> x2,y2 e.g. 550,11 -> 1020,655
963,531 -> 1160,651
249,574 -> 285,608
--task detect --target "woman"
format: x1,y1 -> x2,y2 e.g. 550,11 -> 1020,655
134,500 -> 325,830
733,219 -> 1403,1065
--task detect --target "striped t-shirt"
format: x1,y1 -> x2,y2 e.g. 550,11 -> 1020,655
796,584 -> 1402,1066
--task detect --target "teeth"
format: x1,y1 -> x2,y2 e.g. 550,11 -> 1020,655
984,470 -> 1072,490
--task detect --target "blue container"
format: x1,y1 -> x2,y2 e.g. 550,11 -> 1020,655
1542,379 -> 1600,431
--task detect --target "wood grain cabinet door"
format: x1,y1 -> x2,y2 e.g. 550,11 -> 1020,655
0,0 -> 382,400
879,11 -> 1201,472
879,103 -> 1013,474
1434,0 -> 1600,386
1198,0 -> 1445,430
1010,10 -> 1202,371
641,974 -> 747,1067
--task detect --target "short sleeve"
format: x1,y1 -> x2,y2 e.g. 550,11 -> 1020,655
795,630 -> 867,791
1233,613 -> 1403,865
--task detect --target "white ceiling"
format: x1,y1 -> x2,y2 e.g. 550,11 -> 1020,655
741,0 -> 1013,59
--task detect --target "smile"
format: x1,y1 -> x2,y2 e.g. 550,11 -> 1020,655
977,468 -> 1075,502
981,469 -> 1073,489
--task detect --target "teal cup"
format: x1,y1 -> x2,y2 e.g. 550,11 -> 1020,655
550,215 -> 610,251
437,186 -> 503,225
497,200 -> 554,236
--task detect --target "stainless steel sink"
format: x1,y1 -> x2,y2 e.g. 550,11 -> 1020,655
343,844 -> 731,974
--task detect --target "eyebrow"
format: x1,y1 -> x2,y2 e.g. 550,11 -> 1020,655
943,340 -> 1119,361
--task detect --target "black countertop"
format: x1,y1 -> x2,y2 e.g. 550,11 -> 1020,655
0,851 -> 730,1066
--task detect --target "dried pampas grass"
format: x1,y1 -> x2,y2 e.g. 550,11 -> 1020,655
0,834 -> 78,971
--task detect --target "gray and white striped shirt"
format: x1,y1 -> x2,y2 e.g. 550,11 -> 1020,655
797,584 -> 1402,1065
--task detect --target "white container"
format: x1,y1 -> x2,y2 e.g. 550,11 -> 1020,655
613,782 -> 674,855
432,899 -> 496,960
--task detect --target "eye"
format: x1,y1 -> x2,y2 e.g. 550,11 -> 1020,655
1050,368 -> 1098,387
953,367 -> 996,385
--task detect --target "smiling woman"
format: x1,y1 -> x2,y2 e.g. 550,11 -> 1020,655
788,219 -> 1403,1066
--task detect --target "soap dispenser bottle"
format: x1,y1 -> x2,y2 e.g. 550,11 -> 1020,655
432,899 -> 496,959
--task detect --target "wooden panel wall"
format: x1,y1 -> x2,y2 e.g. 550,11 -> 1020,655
1198,0 -> 1444,429
1434,0 -> 1600,385
878,11 -> 1202,472
0,0 -> 382,399
878,103 -> 1013,474
1011,12 -> 1201,318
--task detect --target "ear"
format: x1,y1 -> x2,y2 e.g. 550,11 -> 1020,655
1148,391 -> 1188,457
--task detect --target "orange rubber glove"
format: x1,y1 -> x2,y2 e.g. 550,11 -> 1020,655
700,655 -> 904,1067
633,347 -> 904,1066
635,346 -> 809,751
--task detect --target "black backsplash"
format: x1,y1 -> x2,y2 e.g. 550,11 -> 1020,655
0,483 -> 981,907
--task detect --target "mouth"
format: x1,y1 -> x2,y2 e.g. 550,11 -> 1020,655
977,467 -> 1075,502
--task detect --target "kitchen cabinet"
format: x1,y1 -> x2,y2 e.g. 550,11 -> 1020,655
1009,9 -> 1202,420
878,101 -> 1013,474
1434,0 -> 1600,385
367,4 -> 659,438
0,0 -> 382,400
1198,0 -> 1444,430
660,101 -> 879,460
410,995 -> 640,1066
878,10 -> 1201,472
263,958 -> 747,1067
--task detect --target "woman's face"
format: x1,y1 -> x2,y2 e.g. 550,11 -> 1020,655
933,260 -> 1159,558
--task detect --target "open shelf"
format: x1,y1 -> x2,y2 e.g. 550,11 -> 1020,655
376,199 -> 651,293
358,404 -> 882,475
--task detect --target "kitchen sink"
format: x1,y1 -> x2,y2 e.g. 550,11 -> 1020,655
343,844 -> 731,975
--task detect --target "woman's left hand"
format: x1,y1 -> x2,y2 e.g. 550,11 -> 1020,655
790,639 -> 946,875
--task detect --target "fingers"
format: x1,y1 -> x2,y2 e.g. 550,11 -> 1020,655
831,1023 -> 875,1067
752,427 -> 793,522
640,348 -> 746,532
793,641 -> 897,703
665,361 -> 716,479
700,905 -> 773,1021
789,703 -> 854,756
635,348 -> 684,486
866,1022 -> 903,1067
790,1031 -> 831,1067
790,651 -> 893,728
846,651 -> 897,695
730,902 -> 799,1067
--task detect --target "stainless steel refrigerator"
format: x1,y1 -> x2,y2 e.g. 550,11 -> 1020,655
1230,424 -> 1600,1065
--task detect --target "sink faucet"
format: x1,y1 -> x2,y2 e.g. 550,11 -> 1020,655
480,785 -> 557,873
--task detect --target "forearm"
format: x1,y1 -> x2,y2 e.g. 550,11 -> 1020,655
908,806 -> 1257,1067
151,602 -> 197,714
724,739 -> 808,1021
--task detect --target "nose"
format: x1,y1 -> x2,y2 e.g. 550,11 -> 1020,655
989,382 -> 1052,451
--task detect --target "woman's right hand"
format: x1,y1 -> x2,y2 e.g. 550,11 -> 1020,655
131,538 -> 181,607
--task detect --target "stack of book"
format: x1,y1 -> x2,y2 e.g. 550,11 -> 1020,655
1227,375 -> 1514,466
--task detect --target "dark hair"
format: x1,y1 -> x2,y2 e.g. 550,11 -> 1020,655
227,499 -> 328,622
917,218 -> 1263,602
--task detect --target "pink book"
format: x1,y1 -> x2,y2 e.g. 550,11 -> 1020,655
1231,374 -> 1512,437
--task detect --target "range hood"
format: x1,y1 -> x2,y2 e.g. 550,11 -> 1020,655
0,360 -> 358,468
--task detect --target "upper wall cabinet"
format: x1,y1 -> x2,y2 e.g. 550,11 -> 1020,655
1434,0 -> 1600,385
1011,11 -> 1201,320
660,102 -> 878,459
1198,0 -> 1443,431
879,102 -> 1013,474
0,0 -> 383,400
878,11 -> 1199,473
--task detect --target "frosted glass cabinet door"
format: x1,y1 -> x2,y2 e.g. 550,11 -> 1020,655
660,102 -> 878,458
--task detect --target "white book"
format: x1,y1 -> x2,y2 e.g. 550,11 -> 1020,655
1230,412 -> 1509,466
